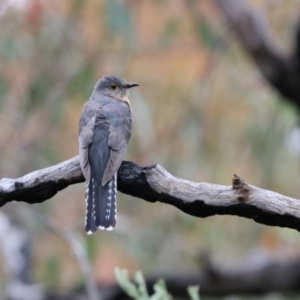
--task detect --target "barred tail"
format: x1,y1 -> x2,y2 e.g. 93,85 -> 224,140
94,174 -> 117,230
85,181 -> 97,234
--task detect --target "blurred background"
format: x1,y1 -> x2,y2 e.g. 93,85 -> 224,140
0,0 -> 299,299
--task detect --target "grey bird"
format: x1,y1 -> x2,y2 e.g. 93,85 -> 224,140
78,75 -> 138,234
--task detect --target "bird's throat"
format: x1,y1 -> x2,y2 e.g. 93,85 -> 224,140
113,95 -> 132,111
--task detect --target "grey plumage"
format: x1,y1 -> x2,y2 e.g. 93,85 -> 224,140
78,75 -> 138,234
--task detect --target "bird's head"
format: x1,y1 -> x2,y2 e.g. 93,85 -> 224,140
94,75 -> 139,105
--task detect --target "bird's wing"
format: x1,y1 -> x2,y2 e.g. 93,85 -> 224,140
102,108 -> 132,186
78,102 -> 97,181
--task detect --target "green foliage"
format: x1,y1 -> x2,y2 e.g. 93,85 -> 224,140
115,268 -> 200,300
187,286 -> 200,300
115,268 -> 151,300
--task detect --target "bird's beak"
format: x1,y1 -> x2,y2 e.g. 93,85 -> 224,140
126,82 -> 139,89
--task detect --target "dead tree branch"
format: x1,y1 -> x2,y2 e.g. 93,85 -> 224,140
212,0 -> 300,110
0,156 -> 299,231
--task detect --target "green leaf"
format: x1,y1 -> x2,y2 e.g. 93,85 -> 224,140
115,268 -> 140,300
134,271 -> 149,299
187,285 -> 200,300
151,280 -> 172,300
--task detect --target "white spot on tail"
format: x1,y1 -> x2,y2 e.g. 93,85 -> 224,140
85,182 -> 90,226
85,182 -> 89,205
114,174 -> 118,222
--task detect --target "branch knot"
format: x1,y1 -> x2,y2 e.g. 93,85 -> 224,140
232,174 -> 249,202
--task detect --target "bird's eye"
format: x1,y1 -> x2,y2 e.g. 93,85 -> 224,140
110,84 -> 119,90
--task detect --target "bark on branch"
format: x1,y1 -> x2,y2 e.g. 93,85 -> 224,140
0,156 -> 300,231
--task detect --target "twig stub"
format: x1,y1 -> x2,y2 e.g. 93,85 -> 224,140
232,174 -> 244,189
232,174 -> 249,202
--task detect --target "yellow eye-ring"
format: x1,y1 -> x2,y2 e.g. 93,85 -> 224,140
110,84 -> 119,90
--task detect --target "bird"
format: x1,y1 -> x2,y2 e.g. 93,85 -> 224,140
78,75 -> 139,234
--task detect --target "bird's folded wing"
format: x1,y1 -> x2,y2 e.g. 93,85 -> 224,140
101,126 -> 128,186
79,115 -> 96,181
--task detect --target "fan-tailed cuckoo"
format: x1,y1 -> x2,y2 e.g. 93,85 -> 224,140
78,75 -> 138,234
